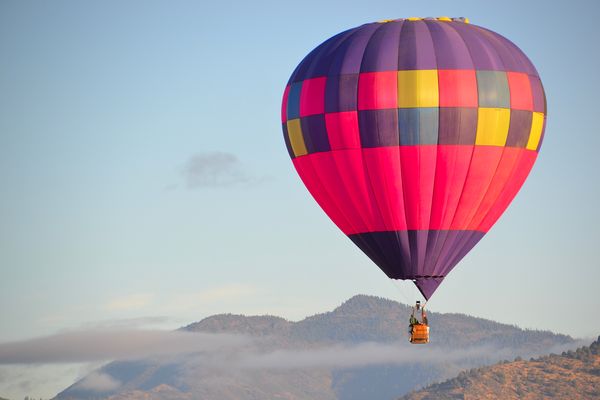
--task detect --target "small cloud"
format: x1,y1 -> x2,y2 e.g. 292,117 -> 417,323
76,372 -> 121,391
105,294 -> 154,311
181,152 -> 260,188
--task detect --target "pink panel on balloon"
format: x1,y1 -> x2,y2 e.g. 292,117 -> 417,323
292,154 -> 354,233
398,146 -> 437,230
507,72 -> 533,111
293,150 -> 384,234
468,147 -> 525,230
293,145 -> 537,235
357,71 -> 398,110
429,145 -> 475,230
362,147 -> 408,231
329,150 -> 385,233
477,150 -> 537,232
325,111 -> 361,150
450,146 -> 504,230
299,77 -> 326,117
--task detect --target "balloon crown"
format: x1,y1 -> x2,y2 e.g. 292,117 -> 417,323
378,17 -> 470,24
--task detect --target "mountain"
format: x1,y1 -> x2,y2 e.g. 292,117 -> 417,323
54,295 -> 575,400
400,336 -> 600,400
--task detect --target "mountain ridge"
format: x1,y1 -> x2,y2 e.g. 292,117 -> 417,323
184,295 -> 569,346
399,335 -> 600,399
54,294 -> 576,400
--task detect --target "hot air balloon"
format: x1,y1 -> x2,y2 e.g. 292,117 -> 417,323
281,17 -> 546,302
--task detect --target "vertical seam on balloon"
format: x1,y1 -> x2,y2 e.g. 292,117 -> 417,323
287,31 -> 367,238
395,20 -> 422,274
327,27 -> 369,111
325,26 -> 380,237
421,21 -> 442,273
396,21 -> 416,276
294,28 -> 373,238
334,23 -> 390,263
417,19 -> 442,280
424,20 -> 471,278
451,23 -> 526,242
397,20 -> 416,272
356,22 -> 403,272
432,24 -> 479,275
391,20 -> 409,274
332,25 -> 389,260
405,21 -> 430,276
428,21 -> 480,278
435,22 -> 500,274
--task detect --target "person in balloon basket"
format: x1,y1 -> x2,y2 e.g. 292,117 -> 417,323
409,301 -> 428,335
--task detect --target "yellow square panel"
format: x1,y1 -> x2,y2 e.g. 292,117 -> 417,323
526,112 -> 545,150
475,108 -> 511,146
397,70 -> 439,108
287,119 -> 308,157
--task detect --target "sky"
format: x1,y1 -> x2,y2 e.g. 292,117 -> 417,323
1,0 -> 599,397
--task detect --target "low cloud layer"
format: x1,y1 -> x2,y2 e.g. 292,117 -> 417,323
235,342 -> 531,370
0,329 -> 590,399
1,328 -> 586,369
182,152 -> 259,188
0,329 -> 249,364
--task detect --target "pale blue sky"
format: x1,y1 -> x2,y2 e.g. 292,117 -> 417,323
1,0 -> 599,349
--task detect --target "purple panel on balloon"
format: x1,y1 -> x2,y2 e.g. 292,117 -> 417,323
425,20 -> 474,70
449,22 -> 506,71
301,114 -> 330,153
338,24 -> 380,75
398,21 -> 437,70
415,278 -> 444,300
530,75 -> 546,113
325,74 -> 359,113
360,21 -> 403,72
506,110 -> 533,148
289,28 -> 358,83
438,107 -> 478,145
470,25 -> 537,75
358,109 -> 399,147
348,230 -> 485,299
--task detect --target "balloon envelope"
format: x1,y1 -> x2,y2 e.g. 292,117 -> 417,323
281,18 -> 546,299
